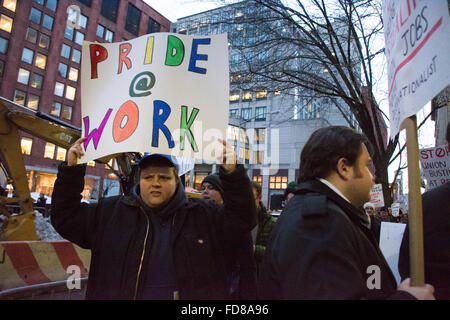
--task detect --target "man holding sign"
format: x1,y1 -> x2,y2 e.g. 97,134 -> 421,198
50,137 -> 256,300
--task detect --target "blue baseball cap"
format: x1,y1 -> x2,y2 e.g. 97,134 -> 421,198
138,153 -> 179,172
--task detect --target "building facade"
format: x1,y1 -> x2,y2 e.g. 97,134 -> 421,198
0,0 -> 171,200
173,1 -> 354,208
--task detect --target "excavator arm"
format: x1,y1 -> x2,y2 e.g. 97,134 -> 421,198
0,97 -> 133,240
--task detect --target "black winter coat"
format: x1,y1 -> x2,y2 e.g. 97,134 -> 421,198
398,182 -> 450,299
51,163 -> 256,300
258,180 -> 414,300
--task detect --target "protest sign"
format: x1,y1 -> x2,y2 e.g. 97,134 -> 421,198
79,33 -> 229,163
419,144 -> 450,189
391,202 -> 400,217
379,222 -> 407,285
383,0 -> 450,139
369,184 -> 385,208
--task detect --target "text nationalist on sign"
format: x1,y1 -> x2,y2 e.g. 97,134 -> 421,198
382,0 -> 450,138
79,33 -> 229,164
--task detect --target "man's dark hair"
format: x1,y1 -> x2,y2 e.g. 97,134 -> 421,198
297,126 -> 372,183
251,181 -> 262,197
446,122 -> 450,143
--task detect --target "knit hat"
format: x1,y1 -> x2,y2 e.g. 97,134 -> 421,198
201,173 -> 224,199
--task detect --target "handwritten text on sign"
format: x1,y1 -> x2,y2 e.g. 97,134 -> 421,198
382,0 -> 450,139
419,145 -> 450,189
370,184 -> 385,208
80,33 -> 229,163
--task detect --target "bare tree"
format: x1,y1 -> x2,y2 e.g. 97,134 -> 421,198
222,0 -> 400,204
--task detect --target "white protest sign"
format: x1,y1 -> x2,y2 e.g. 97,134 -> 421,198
391,202 -> 401,217
419,144 -> 450,189
379,222 -> 407,285
80,33 -> 229,163
369,184 -> 385,208
382,0 -> 450,139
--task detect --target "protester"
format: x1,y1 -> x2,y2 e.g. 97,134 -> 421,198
36,193 -> 47,208
364,202 -> 381,244
51,137 -> 256,299
398,123 -> 450,300
283,181 -> 299,205
200,173 -> 257,299
258,126 -> 435,300
252,181 -> 277,276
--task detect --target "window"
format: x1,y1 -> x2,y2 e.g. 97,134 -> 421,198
77,0 -> 91,7
242,91 -> 252,101
21,138 -> 33,155
61,105 -> 72,120
68,67 -> 78,82
254,151 -> 264,165
42,14 -> 53,31
101,0 -> 119,22
30,73 -> 43,89
239,128 -> 248,143
33,0 -> 44,4
67,7 -> 87,29
97,24 -> 114,42
147,18 -> 160,33
61,43 -> 71,59
44,142 -> 55,159
0,36 -> 8,53
39,34 -> 50,50
22,48 -> 34,64
125,4 -> 141,36
255,128 -> 265,144
252,175 -> 262,184
71,49 -> 81,63
65,85 -> 76,100
74,31 -> 84,45
14,89 -> 26,105
56,147 -> 66,161
105,29 -> 114,43
50,101 -> 61,116
46,0 -> 58,12
229,109 -> 240,119
96,24 -> 105,38
3,0 -> 17,12
0,14 -> 13,33
35,53 -> 47,69
269,175 -> 288,190
241,108 -> 252,121
27,94 -> 39,110
64,26 -> 74,41
255,107 -> 266,121
256,90 -> 268,99
229,92 -> 240,102
54,82 -> 64,97
58,62 -> 67,78
26,28 -> 38,44
87,161 -> 95,167
17,68 -> 30,85
29,8 -> 42,25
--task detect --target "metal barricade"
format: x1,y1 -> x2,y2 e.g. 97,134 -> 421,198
0,277 -> 88,300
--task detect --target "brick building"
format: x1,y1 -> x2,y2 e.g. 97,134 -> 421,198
0,0 -> 170,200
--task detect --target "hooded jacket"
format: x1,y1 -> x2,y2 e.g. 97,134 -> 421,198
258,179 -> 414,300
51,163 -> 256,300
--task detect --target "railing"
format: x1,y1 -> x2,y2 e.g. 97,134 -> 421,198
0,277 -> 88,300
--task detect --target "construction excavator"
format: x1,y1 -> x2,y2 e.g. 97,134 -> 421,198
0,96 -> 140,241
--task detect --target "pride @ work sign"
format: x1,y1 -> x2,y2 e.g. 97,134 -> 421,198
383,0 -> 450,139
79,33 -> 229,164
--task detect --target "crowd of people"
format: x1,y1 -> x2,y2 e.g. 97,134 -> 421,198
48,125 -> 446,300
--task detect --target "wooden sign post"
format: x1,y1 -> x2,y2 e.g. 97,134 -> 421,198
401,116 -> 424,286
